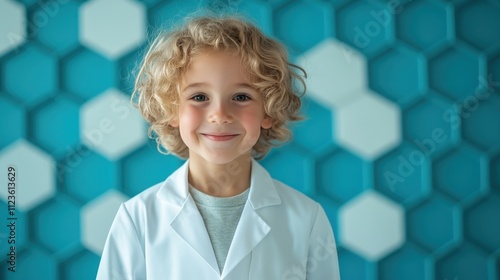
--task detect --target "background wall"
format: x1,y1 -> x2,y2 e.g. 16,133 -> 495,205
1,0 -> 500,279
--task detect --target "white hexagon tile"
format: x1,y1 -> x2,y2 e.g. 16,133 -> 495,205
339,190 -> 405,261
0,0 -> 26,56
0,140 -> 55,211
79,0 -> 146,59
80,89 -> 147,160
336,92 -> 402,160
296,38 -> 368,108
81,190 -> 128,255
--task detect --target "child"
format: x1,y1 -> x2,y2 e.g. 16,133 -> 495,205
97,15 -> 340,280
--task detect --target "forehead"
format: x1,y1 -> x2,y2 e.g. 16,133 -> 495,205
181,51 -> 252,83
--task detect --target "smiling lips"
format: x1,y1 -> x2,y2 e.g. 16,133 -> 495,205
201,133 -> 239,141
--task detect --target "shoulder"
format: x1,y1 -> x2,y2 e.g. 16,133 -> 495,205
273,179 -> 320,212
121,182 -> 164,213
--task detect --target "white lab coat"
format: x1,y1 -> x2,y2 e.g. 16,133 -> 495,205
96,159 -> 340,280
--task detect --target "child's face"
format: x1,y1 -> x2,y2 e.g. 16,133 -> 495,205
172,51 -> 272,164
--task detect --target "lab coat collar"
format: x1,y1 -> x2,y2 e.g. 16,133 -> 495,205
156,158 -> 281,277
156,158 -> 281,209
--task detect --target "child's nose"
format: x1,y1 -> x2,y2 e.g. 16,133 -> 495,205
208,102 -> 233,124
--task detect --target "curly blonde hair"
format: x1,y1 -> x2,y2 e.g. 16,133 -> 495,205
132,15 -> 305,159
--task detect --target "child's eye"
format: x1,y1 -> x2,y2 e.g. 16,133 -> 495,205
190,94 -> 208,102
234,94 -> 251,102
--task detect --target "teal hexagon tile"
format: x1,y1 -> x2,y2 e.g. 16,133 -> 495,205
33,1 -> 80,54
0,95 -> 25,149
492,153 -> 500,192
369,44 -> 425,107
260,144 -> 315,196
311,194 -> 340,234
436,242 -> 489,280
62,48 -> 117,101
433,143 -> 488,203
461,92 -> 500,152
80,0 -> 146,59
234,1 -> 273,35
429,45 -> 484,101
32,195 -> 80,253
378,242 -> 429,280
149,0 -> 210,30
273,0 -> 327,54
123,144 -> 184,197
374,141 -> 431,207
32,95 -> 80,158
81,190 -> 128,255
0,201 -> 28,258
408,193 -> 461,252
336,0 -> 394,56
337,248 -> 370,280
490,53 -> 500,87
318,148 -> 367,203
456,0 -> 500,51
1,246 -> 57,279
403,94 -> 459,158
63,150 -> 120,203
61,249 -> 100,280
118,47 -> 144,94
464,193 -> 500,252
494,250 -> 500,280
339,190 -> 405,261
336,92 -> 401,160
80,89 -> 147,160
291,96 -> 335,154
0,0 -> 26,57
0,140 -> 55,211
296,38 -> 368,108
2,44 -> 57,107
396,0 -> 451,52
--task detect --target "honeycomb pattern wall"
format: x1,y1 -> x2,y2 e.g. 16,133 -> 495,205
1,0 -> 500,279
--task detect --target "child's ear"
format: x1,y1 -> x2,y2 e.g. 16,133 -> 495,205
261,116 -> 272,129
170,119 -> 179,127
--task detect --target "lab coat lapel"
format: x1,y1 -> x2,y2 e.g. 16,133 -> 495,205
157,161 -> 220,275
221,159 -> 281,278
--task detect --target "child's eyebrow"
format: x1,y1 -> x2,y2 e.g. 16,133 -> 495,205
181,82 -> 256,92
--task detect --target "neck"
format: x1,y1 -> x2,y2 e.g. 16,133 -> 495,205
187,153 -> 252,197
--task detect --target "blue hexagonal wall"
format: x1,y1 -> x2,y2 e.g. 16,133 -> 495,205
62,48 -> 117,101
396,0 -> 450,52
1,1 -> 499,279
32,95 -> 80,158
336,0 -> 394,56
456,0 -> 500,51
2,44 -> 57,107
33,0 -> 80,54
0,95 -> 25,149
273,0 -> 327,54
408,194 -> 461,252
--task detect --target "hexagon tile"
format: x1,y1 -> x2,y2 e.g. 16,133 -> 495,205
0,0 -> 26,56
336,92 -> 401,160
297,38 -> 368,108
0,140 -> 55,211
79,0 -> 146,59
339,190 -> 405,261
81,190 -> 128,255
1,0 -> 500,279
80,89 -> 147,160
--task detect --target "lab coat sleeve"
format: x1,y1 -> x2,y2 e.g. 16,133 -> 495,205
306,203 -> 341,280
96,204 -> 146,280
